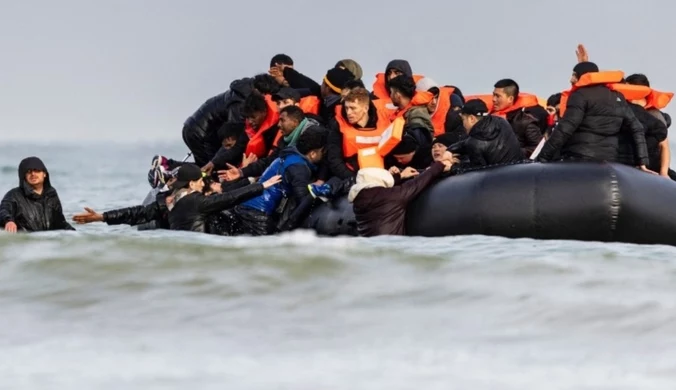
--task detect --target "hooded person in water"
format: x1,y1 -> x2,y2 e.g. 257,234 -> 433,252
0,157 -> 74,233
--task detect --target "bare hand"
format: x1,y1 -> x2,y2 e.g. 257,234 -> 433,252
201,161 -> 214,174
441,160 -> 453,172
4,221 -> 17,233
576,44 -> 589,63
639,165 -> 658,175
262,175 -> 282,189
400,166 -> 420,179
241,153 -> 258,168
268,66 -> 289,87
218,163 -> 242,182
72,207 -> 104,224
388,166 -> 401,175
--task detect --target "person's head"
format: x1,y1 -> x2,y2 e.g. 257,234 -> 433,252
322,67 -> 355,98
201,177 -> 222,196
241,92 -> 268,130
217,122 -> 245,149
391,133 -> 419,165
416,77 -> 440,114
431,133 -> 457,159
492,79 -> 519,111
546,93 -> 562,118
450,93 -> 464,111
625,73 -> 651,87
18,157 -> 48,190
341,79 -> 366,100
335,59 -> 363,80
296,125 -> 328,163
272,87 -> 301,110
270,54 -> 293,69
343,87 -> 371,125
253,73 -> 282,95
278,105 -> 305,136
385,59 -> 412,83
460,99 -> 490,133
571,61 -> 599,85
388,75 -> 416,108
172,164 -> 205,193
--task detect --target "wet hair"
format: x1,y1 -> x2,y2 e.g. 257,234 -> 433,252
494,79 -> 519,99
241,92 -> 268,118
217,122 -> 245,142
388,75 -> 416,100
344,87 -> 370,104
280,105 -> 305,123
296,125 -> 328,155
625,73 -> 650,87
343,79 -> 366,90
547,93 -> 562,107
270,54 -> 293,68
253,73 -> 281,95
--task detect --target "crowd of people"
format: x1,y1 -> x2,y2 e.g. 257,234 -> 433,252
2,45 -> 674,237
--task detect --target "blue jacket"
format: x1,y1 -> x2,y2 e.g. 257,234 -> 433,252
241,147 -> 316,215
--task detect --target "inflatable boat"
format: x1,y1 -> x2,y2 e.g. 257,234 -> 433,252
140,162 -> 676,246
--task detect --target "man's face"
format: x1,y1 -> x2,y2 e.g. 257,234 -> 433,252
431,143 -> 448,159
222,136 -> 237,149
393,151 -> 415,165
246,111 -> 267,130
461,114 -> 477,133
278,112 -> 300,136
492,88 -> 513,111
427,95 -> 439,114
570,72 -> 578,85
25,169 -> 46,186
344,99 -> 369,125
387,69 -> 403,81
546,105 -> 560,119
275,98 -> 296,111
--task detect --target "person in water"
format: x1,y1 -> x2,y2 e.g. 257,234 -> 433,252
223,126 -> 328,236
450,99 -> 524,169
537,62 -> 651,171
167,164 -> 280,233
348,154 -> 454,237
491,78 -> 543,157
0,157 -> 74,233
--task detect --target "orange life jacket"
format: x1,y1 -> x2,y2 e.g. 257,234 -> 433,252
372,98 -> 399,116
464,94 -> 495,111
492,93 -> 542,118
390,91 -> 435,121
298,96 -> 320,115
334,104 -> 392,169
559,71 -> 625,117
372,73 -> 424,101
244,95 -> 280,159
430,87 -> 455,136
646,89 -> 674,110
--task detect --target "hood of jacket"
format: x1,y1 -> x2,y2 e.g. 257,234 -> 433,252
229,77 -> 254,100
469,115 -> 502,142
18,157 -> 53,197
348,168 -> 395,203
385,59 -> 413,90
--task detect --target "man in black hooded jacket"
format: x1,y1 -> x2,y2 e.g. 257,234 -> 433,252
0,157 -> 74,233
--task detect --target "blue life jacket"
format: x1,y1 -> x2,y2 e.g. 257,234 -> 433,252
240,149 -> 311,215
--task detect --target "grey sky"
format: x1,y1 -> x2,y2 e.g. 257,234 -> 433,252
2,0 -> 673,142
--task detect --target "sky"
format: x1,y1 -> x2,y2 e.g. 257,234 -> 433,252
2,0 -> 675,143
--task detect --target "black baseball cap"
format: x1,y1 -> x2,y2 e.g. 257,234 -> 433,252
461,99 -> 489,116
171,164 -> 204,189
272,87 -> 301,103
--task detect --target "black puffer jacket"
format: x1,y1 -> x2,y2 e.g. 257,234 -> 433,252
182,78 -> 254,165
538,85 -> 649,165
506,109 -> 543,157
0,157 -> 74,232
103,191 -> 171,229
168,183 -> 264,233
450,115 -> 524,168
617,103 -> 668,168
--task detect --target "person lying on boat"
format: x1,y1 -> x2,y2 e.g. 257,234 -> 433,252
1,157 -> 74,233
536,62 -> 651,173
347,153 -> 454,237
216,126 -> 328,236
448,99 -> 524,171
167,164 -> 280,233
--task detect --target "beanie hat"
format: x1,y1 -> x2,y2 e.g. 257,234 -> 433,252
337,59 -> 363,80
432,133 -> 458,148
323,67 -> 355,94
416,77 -> 439,93
391,133 -> 419,155
461,99 -> 489,116
573,61 -> 599,78
450,93 -> 464,108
